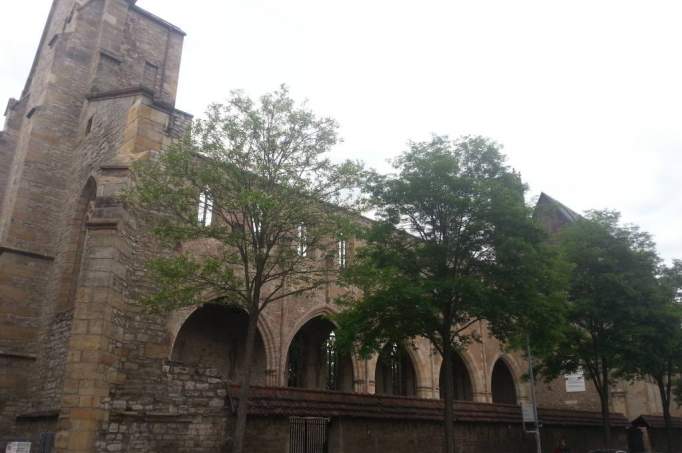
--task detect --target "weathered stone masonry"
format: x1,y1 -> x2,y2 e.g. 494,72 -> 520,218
1,1 -> 189,451
1,1 -> 680,452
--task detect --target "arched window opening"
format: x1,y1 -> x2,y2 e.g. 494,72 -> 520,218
198,191 -> 213,226
491,359 -> 517,404
171,304 -> 267,385
337,238 -> 348,269
297,224 -> 308,257
375,343 -> 417,397
439,352 -> 474,401
287,317 -> 353,392
57,178 -> 97,311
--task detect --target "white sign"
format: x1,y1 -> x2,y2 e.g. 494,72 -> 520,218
565,371 -> 586,393
5,443 -> 31,453
521,403 -> 536,423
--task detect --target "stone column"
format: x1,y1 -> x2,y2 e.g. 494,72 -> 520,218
55,199 -> 129,453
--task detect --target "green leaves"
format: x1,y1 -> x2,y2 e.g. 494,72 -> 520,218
336,135 -> 566,358
127,86 -> 364,314
536,210 -> 664,392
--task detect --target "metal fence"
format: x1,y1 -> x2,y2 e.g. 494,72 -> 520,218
289,417 -> 329,453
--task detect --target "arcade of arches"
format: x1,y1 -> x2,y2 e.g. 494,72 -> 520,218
170,305 -> 524,404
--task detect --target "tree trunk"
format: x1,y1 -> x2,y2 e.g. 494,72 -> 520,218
598,363 -> 611,448
657,380 -> 673,453
442,342 -> 456,453
599,392 -> 612,449
230,309 -> 260,453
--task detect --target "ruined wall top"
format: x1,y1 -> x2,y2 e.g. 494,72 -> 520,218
17,0 -> 185,113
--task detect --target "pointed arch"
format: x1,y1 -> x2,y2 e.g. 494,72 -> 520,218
168,302 -> 277,379
490,355 -> 520,405
284,313 -> 354,392
438,350 -> 474,401
374,342 -> 418,397
281,305 -> 346,385
170,304 -> 268,385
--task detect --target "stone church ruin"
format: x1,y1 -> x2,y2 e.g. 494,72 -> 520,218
0,1 -> 679,452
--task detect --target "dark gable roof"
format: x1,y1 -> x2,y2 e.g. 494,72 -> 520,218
532,192 -> 582,235
535,192 -> 581,223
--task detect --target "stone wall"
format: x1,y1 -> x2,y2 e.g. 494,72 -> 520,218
94,382 -> 631,453
0,355 -> 35,448
97,363 -> 226,453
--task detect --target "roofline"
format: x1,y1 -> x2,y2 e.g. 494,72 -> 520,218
131,4 -> 186,36
86,86 -> 193,118
535,192 -> 582,222
20,0 -> 185,100
21,0 -> 58,97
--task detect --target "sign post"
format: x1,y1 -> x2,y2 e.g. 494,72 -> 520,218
565,371 -> 587,393
525,336 -> 543,453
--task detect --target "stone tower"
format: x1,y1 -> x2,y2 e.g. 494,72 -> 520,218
0,1 -> 189,451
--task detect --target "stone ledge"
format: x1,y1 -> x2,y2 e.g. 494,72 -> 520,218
100,165 -> 130,175
109,411 -> 195,423
86,86 -> 192,118
0,351 -> 38,361
0,245 -> 54,261
87,86 -> 156,103
86,219 -> 120,231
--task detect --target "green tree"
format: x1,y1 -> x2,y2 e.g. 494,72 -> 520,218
335,136 -> 567,453
127,86 -> 362,453
537,211 -> 661,448
622,260 -> 682,453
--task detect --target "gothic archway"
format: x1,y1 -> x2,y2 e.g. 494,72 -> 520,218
375,343 -> 417,397
439,352 -> 474,401
286,317 -> 354,392
491,358 -> 517,404
171,304 -> 267,385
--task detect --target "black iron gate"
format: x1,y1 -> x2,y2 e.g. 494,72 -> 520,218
289,417 -> 329,453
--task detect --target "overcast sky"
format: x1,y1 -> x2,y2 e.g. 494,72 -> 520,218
1,0 -> 680,262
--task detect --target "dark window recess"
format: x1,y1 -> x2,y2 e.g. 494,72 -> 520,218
289,417 -> 329,453
85,116 -> 94,135
26,107 -> 39,119
144,62 -> 159,90
48,34 -> 59,47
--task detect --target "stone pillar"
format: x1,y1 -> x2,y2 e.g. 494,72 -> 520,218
365,355 -> 378,395
55,200 -> 129,453
473,391 -> 492,403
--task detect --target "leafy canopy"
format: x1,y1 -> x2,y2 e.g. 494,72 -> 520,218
537,210 -> 662,387
127,86 -> 364,314
336,135 -> 567,357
